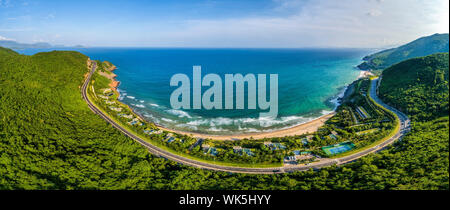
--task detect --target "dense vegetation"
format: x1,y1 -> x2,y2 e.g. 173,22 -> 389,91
0,47 -> 448,189
379,53 -> 449,121
358,33 -> 449,70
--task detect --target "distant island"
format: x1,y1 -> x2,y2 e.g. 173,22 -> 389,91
0,40 -> 85,50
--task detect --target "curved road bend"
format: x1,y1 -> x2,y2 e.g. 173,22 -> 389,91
82,63 -> 410,174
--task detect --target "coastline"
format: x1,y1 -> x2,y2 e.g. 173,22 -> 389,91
154,112 -> 335,140
108,62 -> 371,141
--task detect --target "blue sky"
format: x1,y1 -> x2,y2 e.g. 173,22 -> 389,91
0,0 -> 448,48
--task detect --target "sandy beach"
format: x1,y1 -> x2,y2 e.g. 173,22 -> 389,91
156,112 -> 335,140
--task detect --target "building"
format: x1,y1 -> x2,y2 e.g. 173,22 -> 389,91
233,146 -> 242,153
109,106 -> 122,112
128,118 -> 142,126
117,113 -> 133,119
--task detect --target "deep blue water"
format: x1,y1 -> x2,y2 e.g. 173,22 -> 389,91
18,48 -> 370,134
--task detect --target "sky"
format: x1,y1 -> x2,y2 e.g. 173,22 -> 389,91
0,0 -> 448,48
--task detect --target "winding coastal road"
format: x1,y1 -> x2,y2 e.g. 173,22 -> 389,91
82,62 -> 410,174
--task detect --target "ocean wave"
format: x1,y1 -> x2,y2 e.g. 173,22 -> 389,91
126,95 -> 136,99
117,89 -> 127,100
184,115 -> 313,129
206,127 -> 229,132
166,109 -> 192,118
175,124 -> 198,131
135,104 -> 145,108
139,100 -> 144,103
149,103 -> 160,107
143,113 -> 160,124
161,118 -> 175,123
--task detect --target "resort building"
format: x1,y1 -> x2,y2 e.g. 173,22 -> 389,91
201,144 -> 218,156
284,156 -> 297,164
233,146 -> 254,156
143,129 -> 163,135
109,106 -> 122,112
263,141 -> 272,146
242,148 -> 254,156
102,88 -> 114,97
102,88 -> 112,94
164,133 -> 175,143
127,118 -> 143,126
355,106 -> 370,119
201,144 -> 211,150
117,113 -> 133,119
264,142 -> 286,150
329,131 -> 339,140
233,146 -> 242,152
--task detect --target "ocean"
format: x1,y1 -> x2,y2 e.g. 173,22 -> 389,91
18,48 -> 370,134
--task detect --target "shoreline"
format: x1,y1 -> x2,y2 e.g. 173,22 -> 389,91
154,112 -> 335,140
108,62 -> 371,141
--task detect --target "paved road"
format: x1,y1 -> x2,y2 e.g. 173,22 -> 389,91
82,63 -> 410,174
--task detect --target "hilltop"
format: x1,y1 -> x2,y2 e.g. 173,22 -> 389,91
358,33 -> 449,70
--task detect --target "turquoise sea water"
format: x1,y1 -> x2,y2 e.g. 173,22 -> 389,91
19,48 -> 370,134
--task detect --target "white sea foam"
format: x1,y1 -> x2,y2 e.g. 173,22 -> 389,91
245,128 -> 260,133
117,89 -> 126,100
329,85 -> 348,110
126,95 -> 135,99
161,118 -> 175,122
139,100 -> 145,103
135,104 -> 145,108
206,127 -> 229,132
166,109 -> 192,118
143,114 -> 160,124
175,124 -> 198,131
149,103 -> 160,107
184,114 -> 311,129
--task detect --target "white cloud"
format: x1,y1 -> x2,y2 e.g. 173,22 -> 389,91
129,0 -> 447,48
0,35 -> 15,41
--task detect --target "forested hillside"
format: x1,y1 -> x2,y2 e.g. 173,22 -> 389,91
379,53 -> 449,121
358,33 -> 449,70
0,47 -> 448,190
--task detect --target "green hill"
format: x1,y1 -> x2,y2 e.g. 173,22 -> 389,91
379,53 -> 449,121
358,33 -> 449,70
0,47 -> 186,189
0,47 -> 448,190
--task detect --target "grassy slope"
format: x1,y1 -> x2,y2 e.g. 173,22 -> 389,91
0,47 -> 448,190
